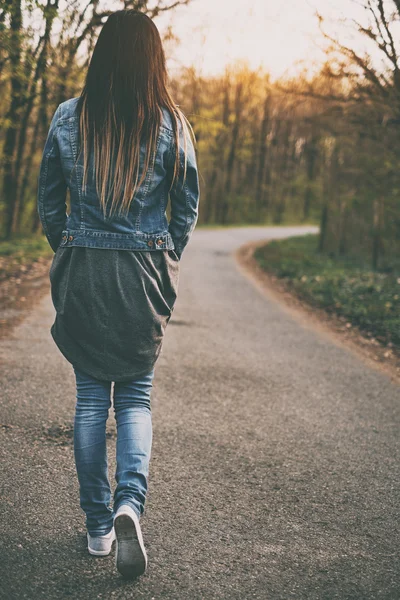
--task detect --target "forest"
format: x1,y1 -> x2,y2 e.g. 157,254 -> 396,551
0,0 -> 399,271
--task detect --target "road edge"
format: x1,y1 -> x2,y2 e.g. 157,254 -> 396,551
234,238 -> 400,386
0,258 -> 52,340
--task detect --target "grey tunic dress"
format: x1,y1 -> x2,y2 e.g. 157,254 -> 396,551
49,247 -> 180,382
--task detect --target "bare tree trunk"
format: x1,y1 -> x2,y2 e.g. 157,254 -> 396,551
273,118 -> 292,224
319,141 -> 338,253
19,109 -> 41,231
11,0 -> 59,234
338,205 -> 347,255
318,203 -> 329,253
220,81 -> 243,224
204,169 -> 217,224
210,75 -> 230,224
303,130 -> 318,221
255,89 -> 270,216
372,196 -> 384,270
2,0 -> 23,238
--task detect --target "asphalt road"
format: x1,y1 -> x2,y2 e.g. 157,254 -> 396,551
0,226 -> 399,600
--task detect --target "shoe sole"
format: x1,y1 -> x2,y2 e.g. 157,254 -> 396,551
114,512 -> 147,578
88,546 -> 113,557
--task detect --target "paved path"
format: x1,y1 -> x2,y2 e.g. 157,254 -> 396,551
0,226 -> 399,600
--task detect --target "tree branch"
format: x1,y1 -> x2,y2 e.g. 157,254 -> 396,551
317,14 -> 390,99
149,0 -> 190,18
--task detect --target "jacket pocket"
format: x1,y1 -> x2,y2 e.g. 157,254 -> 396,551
168,249 -> 180,262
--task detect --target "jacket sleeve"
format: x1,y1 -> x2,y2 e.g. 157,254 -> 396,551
166,121 -> 200,259
37,103 -> 68,252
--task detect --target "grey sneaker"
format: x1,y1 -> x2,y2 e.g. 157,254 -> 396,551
114,505 -> 148,578
87,527 -> 116,556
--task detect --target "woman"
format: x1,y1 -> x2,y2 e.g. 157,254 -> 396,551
37,9 -> 200,579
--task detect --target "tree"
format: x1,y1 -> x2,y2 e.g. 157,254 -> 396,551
0,0 -> 191,238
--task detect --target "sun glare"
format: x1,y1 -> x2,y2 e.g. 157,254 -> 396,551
155,0 -> 377,79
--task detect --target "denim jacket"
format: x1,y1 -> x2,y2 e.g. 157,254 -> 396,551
37,97 -> 200,259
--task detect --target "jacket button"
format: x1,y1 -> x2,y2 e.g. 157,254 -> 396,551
156,239 -> 164,246
147,240 -> 154,247
68,235 -> 74,241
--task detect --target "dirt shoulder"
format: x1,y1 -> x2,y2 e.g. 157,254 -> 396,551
235,239 -> 400,385
0,256 -> 52,339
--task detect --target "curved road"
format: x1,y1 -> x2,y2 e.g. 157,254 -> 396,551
0,226 -> 399,600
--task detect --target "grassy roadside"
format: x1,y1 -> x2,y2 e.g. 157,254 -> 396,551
254,234 -> 400,350
0,236 -> 53,281
196,221 -> 318,230
0,236 -> 53,337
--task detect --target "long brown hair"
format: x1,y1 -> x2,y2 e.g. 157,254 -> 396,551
76,9 -> 195,218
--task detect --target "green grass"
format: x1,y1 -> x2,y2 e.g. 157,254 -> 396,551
0,235 -> 53,278
0,235 -> 53,260
196,221 -> 317,230
254,234 -> 400,349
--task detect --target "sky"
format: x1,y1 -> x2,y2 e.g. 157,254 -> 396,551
154,0 -> 378,80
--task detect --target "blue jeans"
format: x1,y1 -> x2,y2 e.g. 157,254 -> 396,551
73,366 -> 154,536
